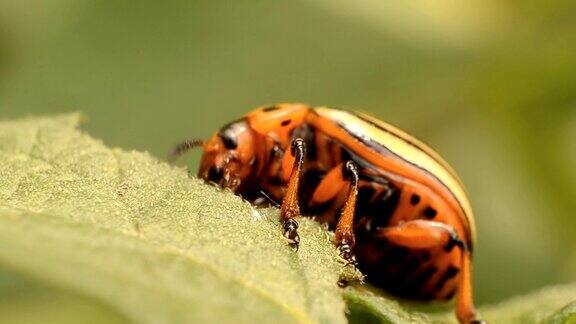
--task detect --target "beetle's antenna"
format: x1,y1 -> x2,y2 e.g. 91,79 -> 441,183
168,139 -> 204,162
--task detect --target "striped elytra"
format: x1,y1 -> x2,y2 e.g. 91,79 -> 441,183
172,103 -> 483,324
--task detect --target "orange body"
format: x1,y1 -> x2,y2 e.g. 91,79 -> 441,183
174,103 -> 482,323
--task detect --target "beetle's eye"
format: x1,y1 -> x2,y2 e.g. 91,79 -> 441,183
218,119 -> 246,150
208,166 -> 224,183
218,132 -> 238,150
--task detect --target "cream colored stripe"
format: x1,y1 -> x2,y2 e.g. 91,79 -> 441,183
315,107 -> 476,242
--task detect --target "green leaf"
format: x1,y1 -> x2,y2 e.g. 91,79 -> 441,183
344,282 -> 576,323
0,113 -> 357,324
548,300 -> 576,324
343,285 -> 431,324
0,113 -> 574,324
471,284 -> 576,324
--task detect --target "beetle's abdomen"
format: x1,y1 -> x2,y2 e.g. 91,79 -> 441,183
354,237 -> 461,301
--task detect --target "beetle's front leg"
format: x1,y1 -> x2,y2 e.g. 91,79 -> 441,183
280,138 -> 306,249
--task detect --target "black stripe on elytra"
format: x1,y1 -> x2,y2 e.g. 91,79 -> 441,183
344,108 -> 461,180
332,118 -> 472,250
342,109 -> 474,247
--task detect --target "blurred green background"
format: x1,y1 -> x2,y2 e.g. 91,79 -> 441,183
0,0 -> 574,322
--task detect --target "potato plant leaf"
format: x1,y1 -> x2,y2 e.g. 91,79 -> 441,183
0,113 -> 356,324
0,113 -> 574,324
344,275 -> 576,323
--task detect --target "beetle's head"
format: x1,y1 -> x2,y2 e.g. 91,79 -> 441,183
170,119 -> 258,192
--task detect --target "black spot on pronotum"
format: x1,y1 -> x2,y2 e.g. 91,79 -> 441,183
423,206 -> 437,219
410,194 -> 420,205
281,119 -> 292,127
263,106 -> 279,112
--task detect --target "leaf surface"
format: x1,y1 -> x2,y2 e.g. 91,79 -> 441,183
0,113 -> 351,324
0,114 -> 574,324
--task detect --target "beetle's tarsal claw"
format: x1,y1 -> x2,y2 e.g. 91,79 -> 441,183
337,278 -> 350,288
337,243 -> 358,267
283,219 -> 300,250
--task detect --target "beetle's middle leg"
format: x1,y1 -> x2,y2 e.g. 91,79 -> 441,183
311,161 -> 360,266
280,138 -> 306,249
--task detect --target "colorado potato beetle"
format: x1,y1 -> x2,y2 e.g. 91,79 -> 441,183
170,103 -> 483,324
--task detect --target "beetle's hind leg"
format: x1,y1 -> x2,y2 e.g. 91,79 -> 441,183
280,138 -> 306,249
378,220 -> 484,324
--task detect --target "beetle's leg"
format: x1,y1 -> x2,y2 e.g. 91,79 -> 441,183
378,220 -> 484,324
310,163 -> 348,205
280,138 -> 306,249
378,219 -> 464,250
333,161 -> 360,266
309,161 -> 360,265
